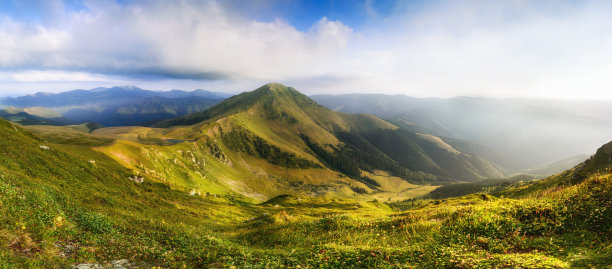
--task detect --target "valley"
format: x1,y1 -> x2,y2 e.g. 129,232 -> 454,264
312,94 -> 612,172
0,84 -> 610,268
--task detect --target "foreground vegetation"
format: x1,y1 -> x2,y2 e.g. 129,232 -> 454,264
1,118 -> 610,268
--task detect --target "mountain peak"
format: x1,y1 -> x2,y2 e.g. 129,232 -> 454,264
116,85 -> 140,90
254,83 -> 293,94
251,83 -> 317,108
152,83 -> 318,127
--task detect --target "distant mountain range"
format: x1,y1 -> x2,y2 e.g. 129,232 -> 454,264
0,86 -> 230,126
311,94 -> 612,172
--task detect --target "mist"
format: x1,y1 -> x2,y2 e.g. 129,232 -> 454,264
312,94 -> 612,172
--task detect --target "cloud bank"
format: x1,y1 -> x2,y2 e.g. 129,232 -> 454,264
1,0 -> 612,99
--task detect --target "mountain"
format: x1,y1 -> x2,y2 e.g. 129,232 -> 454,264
152,83 -> 503,185
0,86 -> 228,126
311,94 -> 612,172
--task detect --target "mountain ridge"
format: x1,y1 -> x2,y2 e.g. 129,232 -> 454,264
2,86 -> 230,107
0,86 -> 230,127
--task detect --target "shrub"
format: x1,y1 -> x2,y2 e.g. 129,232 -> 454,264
73,210 -> 114,234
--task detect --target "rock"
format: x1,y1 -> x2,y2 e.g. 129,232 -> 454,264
54,241 -> 78,258
128,175 -> 144,183
39,145 -> 50,150
71,264 -> 104,269
111,259 -> 131,268
71,259 -> 132,269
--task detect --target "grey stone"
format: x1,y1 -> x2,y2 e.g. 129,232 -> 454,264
71,264 -> 104,269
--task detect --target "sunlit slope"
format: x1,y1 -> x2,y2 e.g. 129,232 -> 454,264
0,118 -> 255,267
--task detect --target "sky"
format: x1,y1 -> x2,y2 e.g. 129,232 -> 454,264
1,0 -> 612,99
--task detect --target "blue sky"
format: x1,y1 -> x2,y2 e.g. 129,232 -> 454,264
1,0 -> 612,100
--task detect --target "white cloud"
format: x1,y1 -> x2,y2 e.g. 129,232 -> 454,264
0,0 -> 353,81
305,0 -> 612,99
1,0 -> 612,100
0,70 -> 111,82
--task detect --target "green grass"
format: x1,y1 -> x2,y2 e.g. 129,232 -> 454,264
1,117 -> 611,268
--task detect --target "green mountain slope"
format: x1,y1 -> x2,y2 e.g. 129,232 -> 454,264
152,83 -> 503,185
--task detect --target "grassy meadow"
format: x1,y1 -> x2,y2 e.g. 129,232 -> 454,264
1,116 -> 610,268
